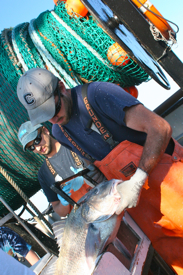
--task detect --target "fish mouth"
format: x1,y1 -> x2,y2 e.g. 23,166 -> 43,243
110,180 -> 122,201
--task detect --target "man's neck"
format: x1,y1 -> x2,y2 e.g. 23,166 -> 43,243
47,140 -> 61,158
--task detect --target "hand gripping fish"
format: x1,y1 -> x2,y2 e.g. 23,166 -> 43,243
49,179 -> 131,275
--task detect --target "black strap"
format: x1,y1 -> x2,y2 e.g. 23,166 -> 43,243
81,84 -> 119,149
59,125 -> 95,162
70,151 -> 83,167
45,158 -> 57,178
46,150 -> 83,180
58,84 -> 119,162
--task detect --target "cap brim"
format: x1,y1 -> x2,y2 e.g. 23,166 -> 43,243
28,96 -> 55,126
23,130 -> 38,151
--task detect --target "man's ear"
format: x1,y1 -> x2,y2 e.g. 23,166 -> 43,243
59,81 -> 66,94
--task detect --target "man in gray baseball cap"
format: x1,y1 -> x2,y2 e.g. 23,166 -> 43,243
17,68 -> 58,126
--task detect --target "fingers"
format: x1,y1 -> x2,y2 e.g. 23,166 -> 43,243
70,166 -> 83,174
93,173 -> 106,184
87,165 -> 106,184
62,184 -> 71,194
87,164 -> 95,171
57,194 -> 70,206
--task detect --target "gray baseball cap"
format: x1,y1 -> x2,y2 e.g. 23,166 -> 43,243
18,121 -> 43,151
17,68 -> 58,126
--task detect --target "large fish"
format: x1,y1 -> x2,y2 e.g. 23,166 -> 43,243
47,179 -> 130,275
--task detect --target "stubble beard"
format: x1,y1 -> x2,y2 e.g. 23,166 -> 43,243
59,94 -> 73,125
44,136 -> 53,156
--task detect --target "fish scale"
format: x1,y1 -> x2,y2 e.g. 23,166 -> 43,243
56,207 -> 93,275
51,179 -> 125,275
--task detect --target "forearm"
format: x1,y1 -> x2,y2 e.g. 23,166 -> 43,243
25,250 -> 40,265
51,201 -> 70,217
116,104 -> 172,214
138,121 -> 172,174
125,104 -> 172,174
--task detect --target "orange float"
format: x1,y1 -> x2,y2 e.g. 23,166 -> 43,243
66,0 -> 88,17
123,86 -> 138,98
130,0 -> 175,40
53,0 -> 66,5
107,42 -> 130,67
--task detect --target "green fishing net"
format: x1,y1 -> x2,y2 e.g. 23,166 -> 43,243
0,1 -> 150,214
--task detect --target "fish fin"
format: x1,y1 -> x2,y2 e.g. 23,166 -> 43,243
93,253 -> 104,272
85,223 -> 101,269
112,237 -> 132,260
40,255 -> 58,275
52,219 -> 66,250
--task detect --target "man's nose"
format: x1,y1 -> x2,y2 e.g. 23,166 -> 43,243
34,145 -> 41,152
49,116 -> 57,124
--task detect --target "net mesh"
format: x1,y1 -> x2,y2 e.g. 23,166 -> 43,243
0,1 -> 150,215
0,72 -> 46,214
33,4 -> 150,86
12,22 -> 45,70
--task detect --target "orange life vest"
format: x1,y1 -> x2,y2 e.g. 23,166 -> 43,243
94,138 -> 183,275
130,0 -> 175,40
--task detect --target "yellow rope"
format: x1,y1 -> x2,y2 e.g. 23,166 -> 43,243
0,165 -> 53,236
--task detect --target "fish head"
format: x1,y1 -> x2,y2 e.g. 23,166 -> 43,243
80,179 -> 122,223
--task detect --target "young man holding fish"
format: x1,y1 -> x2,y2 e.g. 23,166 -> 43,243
17,68 -> 183,274
18,121 -> 105,217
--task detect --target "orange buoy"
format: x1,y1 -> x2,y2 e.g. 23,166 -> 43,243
66,0 -> 88,17
130,0 -> 175,40
53,0 -> 66,5
123,86 -> 138,98
107,43 -> 130,67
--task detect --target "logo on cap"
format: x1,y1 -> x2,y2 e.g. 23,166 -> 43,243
19,129 -> 27,139
24,93 -> 35,105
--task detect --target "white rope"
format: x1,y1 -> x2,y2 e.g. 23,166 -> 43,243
28,19 -> 78,88
1,28 -> 23,75
51,10 -> 116,71
12,24 -> 28,72
149,22 -> 177,61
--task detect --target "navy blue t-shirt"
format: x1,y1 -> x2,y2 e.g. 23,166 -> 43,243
38,145 -> 86,202
0,227 -> 31,259
52,82 -> 174,159
52,82 -> 147,160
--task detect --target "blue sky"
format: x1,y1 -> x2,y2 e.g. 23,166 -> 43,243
1,0 -> 182,217
136,0 -> 183,110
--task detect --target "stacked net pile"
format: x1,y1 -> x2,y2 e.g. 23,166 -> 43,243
0,74 -> 44,215
0,2 -> 150,215
32,3 -> 150,86
52,2 -> 150,86
0,31 -> 48,214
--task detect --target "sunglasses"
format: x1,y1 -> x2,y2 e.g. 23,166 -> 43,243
54,84 -> 62,117
26,129 -> 42,151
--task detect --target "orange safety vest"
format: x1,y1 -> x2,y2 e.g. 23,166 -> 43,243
94,139 -> 183,275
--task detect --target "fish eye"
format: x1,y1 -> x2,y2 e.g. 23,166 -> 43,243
94,188 -> 99,194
